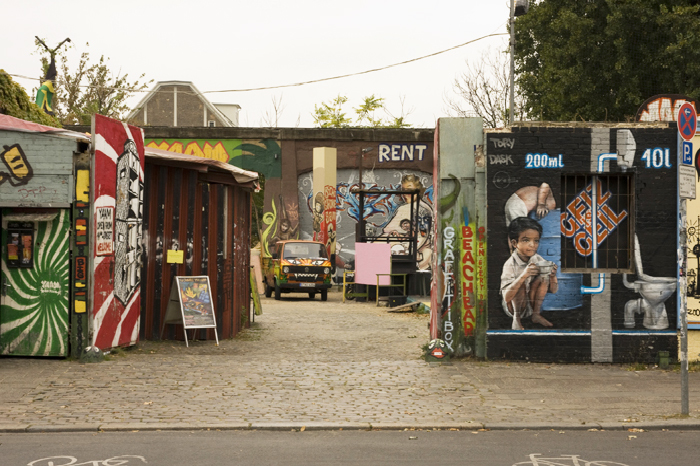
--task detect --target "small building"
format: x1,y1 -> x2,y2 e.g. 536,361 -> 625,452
0,115 -> 88,357
141,148 -> 259,341
1,114 -> 258,358
127,81 -> 240,128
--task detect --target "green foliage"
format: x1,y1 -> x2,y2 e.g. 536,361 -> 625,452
313,94 -> 351,128
35,39 -> 152,126
313,94 -> 412,128
515,0 -> 700,121
0,71 -> 61,127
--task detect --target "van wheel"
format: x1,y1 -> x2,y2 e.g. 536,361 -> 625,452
321,289 -> 327,301
265,282 -> 272,298
274,282 -> 281,300
308,292 -> 316,299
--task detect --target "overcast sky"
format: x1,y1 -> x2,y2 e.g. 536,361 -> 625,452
2,1 -> 512,128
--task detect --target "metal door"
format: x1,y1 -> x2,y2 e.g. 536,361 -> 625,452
1,209 -> 70,356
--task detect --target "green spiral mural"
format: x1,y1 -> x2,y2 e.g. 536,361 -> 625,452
1,210 -> 70,356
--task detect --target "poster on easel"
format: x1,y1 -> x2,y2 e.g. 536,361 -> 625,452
161,276 -> 219,347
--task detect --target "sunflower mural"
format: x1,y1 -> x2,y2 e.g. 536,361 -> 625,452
0,210 -> 70,356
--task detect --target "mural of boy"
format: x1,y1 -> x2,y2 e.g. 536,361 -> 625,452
501,217 -> 558,330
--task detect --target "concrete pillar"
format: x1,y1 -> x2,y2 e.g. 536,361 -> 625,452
312,147 -> 337,263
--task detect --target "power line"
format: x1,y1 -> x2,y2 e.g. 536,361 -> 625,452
3,32 -> 507,95
203,33 -> 508,94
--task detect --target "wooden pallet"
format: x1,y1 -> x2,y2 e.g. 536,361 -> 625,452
387,301 -> 421,313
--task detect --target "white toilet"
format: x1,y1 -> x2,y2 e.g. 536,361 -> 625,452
623,235 -> 676,330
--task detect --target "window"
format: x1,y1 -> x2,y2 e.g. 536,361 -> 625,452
560,174 -> 634,272
208,120 -> 216,127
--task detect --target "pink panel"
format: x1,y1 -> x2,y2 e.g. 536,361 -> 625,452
91,114 -> 145,349
355,243 -> 391,285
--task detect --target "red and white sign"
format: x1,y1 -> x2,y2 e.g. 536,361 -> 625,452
678,103 -> 697,141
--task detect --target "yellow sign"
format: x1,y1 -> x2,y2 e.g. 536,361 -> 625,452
167,249 -> 184,264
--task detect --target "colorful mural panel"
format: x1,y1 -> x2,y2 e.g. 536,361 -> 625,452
297,169 -> 434,277
92,115 -> 145,349
485,126 -> 678,362
1,209 -> 70,356
145,138 -> 281,178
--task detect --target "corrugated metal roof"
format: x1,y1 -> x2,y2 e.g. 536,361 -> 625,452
0,114 -> 90,141
144,146 -> 259,188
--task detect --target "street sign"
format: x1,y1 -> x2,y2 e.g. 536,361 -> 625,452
680,164 -> 696,199
678,103 -> 697,141
683,141 -> 693,165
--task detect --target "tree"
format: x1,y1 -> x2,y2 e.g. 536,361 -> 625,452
312,94 -> 412,128
35,39 -> 152,126
312,95 -> 352,128
260,94 -> 286,127
445,47 -> 526,128
0,71 -> 61,127
515,0 -> 700,121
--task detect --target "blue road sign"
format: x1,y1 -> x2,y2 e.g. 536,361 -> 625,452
678,103 -> 697,141
683,141 -> 693,165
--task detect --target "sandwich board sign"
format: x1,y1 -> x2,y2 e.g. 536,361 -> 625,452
161,276 -> 219,347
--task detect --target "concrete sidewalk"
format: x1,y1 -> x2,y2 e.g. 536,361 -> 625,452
1,292 -> 699,433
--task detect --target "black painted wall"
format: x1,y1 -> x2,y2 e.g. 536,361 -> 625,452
485,124 -> 678,362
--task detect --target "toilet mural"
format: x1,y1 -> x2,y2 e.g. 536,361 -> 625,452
486,126 -> 678,362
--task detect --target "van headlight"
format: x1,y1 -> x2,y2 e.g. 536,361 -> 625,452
283,266 -> 290,273
324,267 -> 330,274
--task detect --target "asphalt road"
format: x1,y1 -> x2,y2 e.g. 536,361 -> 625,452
2,430 -> 698,466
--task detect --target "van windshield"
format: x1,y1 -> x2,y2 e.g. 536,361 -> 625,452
283,243 -> 328,260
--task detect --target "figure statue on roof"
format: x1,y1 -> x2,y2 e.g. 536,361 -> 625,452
34,37 -> 71,116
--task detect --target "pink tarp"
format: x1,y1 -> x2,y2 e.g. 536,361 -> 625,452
355,243 -> 392,286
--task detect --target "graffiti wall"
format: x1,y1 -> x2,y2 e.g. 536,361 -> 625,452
265,140 -> 434,280
92,115 -> 145,349
0,132 -> 75,207
297,168 -> 434,275
145,138 -> 281,178
0,130 -> 78,356
486,125 -> 678,363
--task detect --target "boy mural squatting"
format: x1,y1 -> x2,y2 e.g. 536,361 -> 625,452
500,217 -> 558,330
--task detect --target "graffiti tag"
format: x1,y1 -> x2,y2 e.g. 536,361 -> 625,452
441,226 -> 456,351
641,148 -> 671,169
492,171 -> 518,189
378,144 -> 428,162
636,94 -> 697,122
525,153 -> 564,168
1,144 -> 34,186
460,224 -> 476,337
561,180 -> 628,257
488,154 -> 514,165
491,138 -> 515,149
40,280 -> 62,295
95,207 -> 114,256
17,187 -> 55,199
147,140 -> 229,162
28,455 -> 148,466
513,453 -> 629,466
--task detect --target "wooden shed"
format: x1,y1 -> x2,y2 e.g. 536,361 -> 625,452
141,148 -> 259,341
